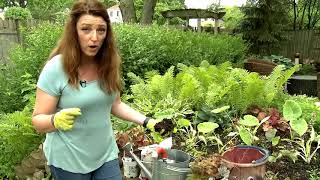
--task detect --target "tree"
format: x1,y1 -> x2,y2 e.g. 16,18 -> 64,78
239,0 -> 290,55
119,0 -> 137,23
26,0 -> 73,20
140,0 -> 157,24
118,0 -> 184,24
0,0 -> 26,8
223,7 -> 244,30
291,0 -> 320,30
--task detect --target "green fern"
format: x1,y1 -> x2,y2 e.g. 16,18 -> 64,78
0,109 -> 44,178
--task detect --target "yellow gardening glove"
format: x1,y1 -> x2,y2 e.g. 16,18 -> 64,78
143,117 -> 160,132
52,108 -> 82,131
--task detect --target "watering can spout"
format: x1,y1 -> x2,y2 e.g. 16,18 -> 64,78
122,143 -> 153,180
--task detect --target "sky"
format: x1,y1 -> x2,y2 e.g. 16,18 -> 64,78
185,0 -> 246,8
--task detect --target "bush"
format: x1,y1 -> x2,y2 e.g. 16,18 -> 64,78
4,7 -> 32,20
4,23 -> 247,112
114,24 -> 248,85
0,22 -> 62,113
0,107 -> 44,178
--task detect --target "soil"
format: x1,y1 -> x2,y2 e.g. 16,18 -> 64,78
267,157 -> 320,179
154,118 -> 174,135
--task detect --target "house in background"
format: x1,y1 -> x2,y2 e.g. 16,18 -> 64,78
107,5 -> 123,23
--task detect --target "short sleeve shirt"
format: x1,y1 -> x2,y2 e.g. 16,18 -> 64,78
37,55 -> 119,173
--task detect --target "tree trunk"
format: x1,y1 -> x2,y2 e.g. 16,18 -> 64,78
293,0 -> 297,30
19,0 -> 26,7
119,0 -> 137,23
140,0 -> 157,25
299,1 -> 308,29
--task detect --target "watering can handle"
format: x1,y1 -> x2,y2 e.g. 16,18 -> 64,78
166,167 -> 191,173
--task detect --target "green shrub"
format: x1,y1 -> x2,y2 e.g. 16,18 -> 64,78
0,22 -> 62,113
0,107 -> 44,178
114,24 -> 248,86
9,22 -> 63,76
4,7 -> 32,20
4,23 -> 246,113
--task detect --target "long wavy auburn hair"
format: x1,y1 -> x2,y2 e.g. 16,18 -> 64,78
48,0 -> 122,94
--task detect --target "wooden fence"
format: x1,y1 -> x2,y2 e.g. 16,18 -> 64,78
279,30 -> 320,62
0,20 -> 19,63
0,19 -> 52,63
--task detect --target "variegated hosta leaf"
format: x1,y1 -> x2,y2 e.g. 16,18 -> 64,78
211,105 -> 230,113
154,108 -> 175,120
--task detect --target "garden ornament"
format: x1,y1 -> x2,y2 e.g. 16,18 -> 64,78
51,108 -> 82,131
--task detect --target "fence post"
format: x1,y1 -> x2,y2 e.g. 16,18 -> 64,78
14,19 -> 21,44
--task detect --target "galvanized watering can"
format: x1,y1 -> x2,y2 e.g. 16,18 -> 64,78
122,143 -> 191,180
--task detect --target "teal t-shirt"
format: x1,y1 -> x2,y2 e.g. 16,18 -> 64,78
37,55 -> 119,173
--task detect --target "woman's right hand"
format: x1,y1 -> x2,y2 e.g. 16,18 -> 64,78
52,108 -> 82,131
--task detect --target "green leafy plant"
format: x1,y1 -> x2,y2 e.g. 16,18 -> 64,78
283,100 -> 307,137
114,24 -> 248,88
262,55 -> 295,69
4,6 -> 32,20
176,118 -> 205,157
291,127 -> 320,164
197,105 -> 235,129
281,100 -> 320,164
0,108 -> 44,178
236,115 -> 269,145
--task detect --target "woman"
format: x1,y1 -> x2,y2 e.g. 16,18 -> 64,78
32,0 -> 155,179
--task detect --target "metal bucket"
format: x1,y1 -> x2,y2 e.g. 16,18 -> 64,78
152,149 -> 191,180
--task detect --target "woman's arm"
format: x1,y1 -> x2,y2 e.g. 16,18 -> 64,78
111,95 -> 146,125
32,88 -> 59,133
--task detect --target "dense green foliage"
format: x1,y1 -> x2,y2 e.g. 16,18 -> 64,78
126,61 -> 299,128
0,23 -> 62,113
26,0 -> 73,20
0,106 -> 44,178
222,7 -> 244,30
239,0 -> 289,55
4,6 -> 32,20
3,23 -> 246,113
114,24 -> 247,87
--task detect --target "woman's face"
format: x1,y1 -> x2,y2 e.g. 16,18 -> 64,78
76,14 -> 107,58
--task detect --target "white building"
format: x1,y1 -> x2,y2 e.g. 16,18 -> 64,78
107,5 -> 123,23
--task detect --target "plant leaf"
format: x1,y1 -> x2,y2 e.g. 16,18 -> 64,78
177,118 -> 190,128
198,135 -> 207,145
265,129 -> 277,141
211,106 -> 230,113
272,136 -> 280,146
197,122 -> 219,133
290,118 -> 308,137
240,115 -> 259,127
239,128 -> 252,145
283,100 -> 302,121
